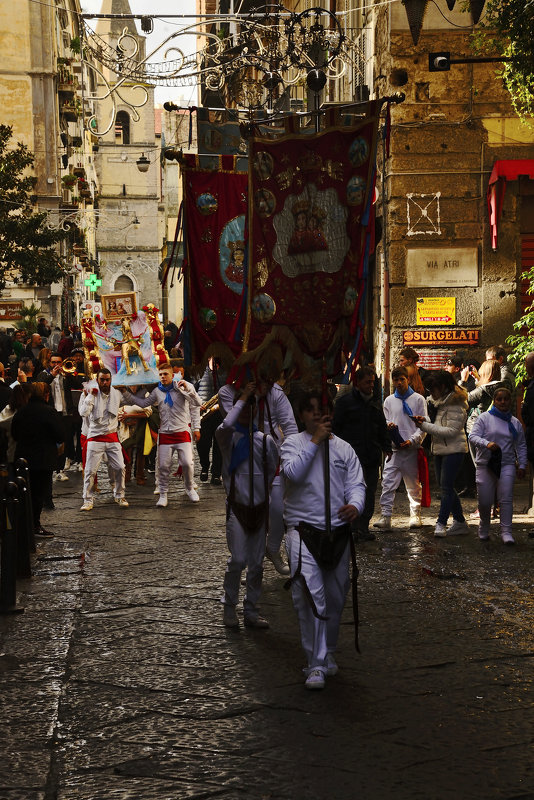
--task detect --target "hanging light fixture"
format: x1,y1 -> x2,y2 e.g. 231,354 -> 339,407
136,153 -> 150,173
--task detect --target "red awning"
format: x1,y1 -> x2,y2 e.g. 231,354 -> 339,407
487,159 -> 534,250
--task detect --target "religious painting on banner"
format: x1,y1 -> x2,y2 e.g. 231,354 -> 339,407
247,104 -> 379,361
182,154 -> 248,363
81,308 -> 161,386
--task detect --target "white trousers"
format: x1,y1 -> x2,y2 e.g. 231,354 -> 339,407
157,441 -> 194,494
266,476 -> 284,555
379,448 -> 421,516
223,509 -> 265,618
476,464 -> 515,537
286,527 -> 350,671
83,441 -> 125,500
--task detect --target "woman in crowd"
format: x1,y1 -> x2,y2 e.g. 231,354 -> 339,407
413,370 -> 469,538
11,382 -> 65,538
469,387 -> 527,545
460,358 -> 502,437
0,383 -> 32,472
37,347 -> 52,374
398,347 -> 426,396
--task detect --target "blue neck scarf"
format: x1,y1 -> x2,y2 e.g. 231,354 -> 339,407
158,382 -> 174,407
229,421 -> 257,473
394,386 -> 415,417
488,405 -> 518,439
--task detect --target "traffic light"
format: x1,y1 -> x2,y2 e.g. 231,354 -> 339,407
429,52 -> 451,72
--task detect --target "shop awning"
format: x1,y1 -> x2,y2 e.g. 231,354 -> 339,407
487,159 -> 534,250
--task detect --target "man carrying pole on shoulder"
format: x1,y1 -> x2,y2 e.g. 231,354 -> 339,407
79,368 -> 128,511
281,391 -> 366,691
120,362 -> 202,508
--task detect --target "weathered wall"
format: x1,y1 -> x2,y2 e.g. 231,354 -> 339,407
372,0 -> 534,371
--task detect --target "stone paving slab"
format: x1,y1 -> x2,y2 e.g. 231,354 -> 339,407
0,468 -> 533,800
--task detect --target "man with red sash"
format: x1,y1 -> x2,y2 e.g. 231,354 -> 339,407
121,362 -> 202,507
79,368 -> 129,511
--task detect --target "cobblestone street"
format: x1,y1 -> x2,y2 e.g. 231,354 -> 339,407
1,467 -> 533,800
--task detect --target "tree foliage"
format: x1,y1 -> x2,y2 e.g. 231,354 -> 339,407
0,125 -> 68,292
506,266 -> 534,384
473,0 -> 534,120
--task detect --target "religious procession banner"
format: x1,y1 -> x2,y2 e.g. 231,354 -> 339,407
181,154 -> 248,364
80,301 -> 165,386
246,104 -> 380,363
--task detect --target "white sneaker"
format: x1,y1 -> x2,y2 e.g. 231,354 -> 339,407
185,487 -> 200,502
156,494 -> 168,507
305,669 -> 326,690
447,520 -> 469,536
265,549 -> 290,576
325,653 -> 338,676
55,471 -> 69,482
154,486 -> 160,495
409,515 -> 422,529
64,458 -> 72,471
77,462 -> 83,472
434,522 -> 447,537
115,497 -> 129,507
373,516 -> 392,530
80,500 -> 93,511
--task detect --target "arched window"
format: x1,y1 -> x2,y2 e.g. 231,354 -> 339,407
115,111 -> 130,145
114,274 -> 134,292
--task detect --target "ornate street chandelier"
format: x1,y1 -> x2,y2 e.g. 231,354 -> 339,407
80,5 -> 363,135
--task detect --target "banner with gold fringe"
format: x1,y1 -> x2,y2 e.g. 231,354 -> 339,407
181,154 -> 248,365
245,103 -> 380,370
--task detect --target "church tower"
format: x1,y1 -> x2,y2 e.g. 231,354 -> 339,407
92,0 -> 163,309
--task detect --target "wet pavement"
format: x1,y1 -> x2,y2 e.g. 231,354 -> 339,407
1,465 -> 533,800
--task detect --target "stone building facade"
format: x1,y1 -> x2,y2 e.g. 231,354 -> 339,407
368,0 -> 534,378
0,0 -> 98,325
92,0 -> 164,311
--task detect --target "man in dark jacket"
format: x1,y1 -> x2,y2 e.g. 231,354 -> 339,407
333,367 -> 391,541
12,382 -> 65,538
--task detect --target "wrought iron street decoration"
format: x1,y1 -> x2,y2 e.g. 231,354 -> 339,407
80,5 -> 361,130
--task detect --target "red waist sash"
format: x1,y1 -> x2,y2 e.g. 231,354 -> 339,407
86,431 -> 130,463
159,431 -> 191,445
88,432 -> 120,443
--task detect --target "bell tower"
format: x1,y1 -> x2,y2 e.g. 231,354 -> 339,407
92,0 -> 162,309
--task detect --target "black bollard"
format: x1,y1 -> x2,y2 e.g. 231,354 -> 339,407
14,477 -> 32,579
0,482 -> 24,613
15,458 -> 35,552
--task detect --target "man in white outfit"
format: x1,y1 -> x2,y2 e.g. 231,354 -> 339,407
79,368 -> 128,511
281,392 -> 366,690
374,366 -> 427,530
219,377 -> 298,575
216,382 -> 279,629
121,362 -> 202,507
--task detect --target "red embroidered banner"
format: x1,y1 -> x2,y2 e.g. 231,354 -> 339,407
182,155 -> 248,363
246,104 -> 379,360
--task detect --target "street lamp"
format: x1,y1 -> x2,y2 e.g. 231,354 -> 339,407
136,153 -> 150,173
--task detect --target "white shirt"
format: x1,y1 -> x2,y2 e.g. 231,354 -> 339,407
218,383 -> 297,452
215,399 -> 279,504
281,431 -> 366,530
78,387 -> 122,438
122,379 -> 201,433
383,392 -> 427,448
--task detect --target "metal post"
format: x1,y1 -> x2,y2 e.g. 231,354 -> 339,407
0,482 -> 24,614
14,477 -> 32,579
15,458 -> 35,552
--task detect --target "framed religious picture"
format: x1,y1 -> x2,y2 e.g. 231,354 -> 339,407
101,292 -> 137,321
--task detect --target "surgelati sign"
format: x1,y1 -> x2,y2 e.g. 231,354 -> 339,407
403,329 -> 480,346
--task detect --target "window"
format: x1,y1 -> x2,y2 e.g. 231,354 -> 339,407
114,274 -> 135,292
115,111 -> 130,145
